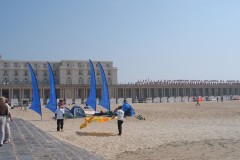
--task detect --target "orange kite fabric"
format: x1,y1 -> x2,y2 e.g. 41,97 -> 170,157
80,116 -> 116,129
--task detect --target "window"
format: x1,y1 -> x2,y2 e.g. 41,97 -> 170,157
24,70 -> 28,76
108,70 -> 111,75
96,63 -> 98,67
108,78 -> 112,84
34,64 -> 37,68
54,71 -> 57,77
88,78 -> 91,84
88,70 -> 91,75
14,70 -> 18,76
78,63 -> 81,68
35,71 -> 38,76
2,78 -> 9,84
97,77 -> 100,84
43,78 -> 47,84
4,63 -> 7,68
97,70 -> 100,75
24,63 -> 28,68
3,70 -> 8,76
78,77 -> 83,84
67,77 -> 72,84
67,70 -> 71,75
106,64 -> 110,68
14,63 -> 18,68
43,71 -> 48,76
78,70 -> 82,75
14,78 -> 19,84
67,63 -> 70,67
23,78 -> 29,84
44,64 -> 47,68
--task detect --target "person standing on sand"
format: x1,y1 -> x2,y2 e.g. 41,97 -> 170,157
4,98 -> 12,144
0,97 -> 9,146
113,106 -> 124,136
55,105 -> 65,132
196,97 -> 200,106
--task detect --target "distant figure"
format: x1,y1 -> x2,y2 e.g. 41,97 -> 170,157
196,97 -> 200,106
84,103 -> 89,109
221,96 -> 223,102
23,103 -> 27,111
113,106 -> 124,136
4,98 -> 12,144
217,97 -> 219,102
55,105 -> 65,132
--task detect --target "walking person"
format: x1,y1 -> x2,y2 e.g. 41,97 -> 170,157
113,106 -> 124,136
196,97 -> 200,106
0,97 -> 9,146
55,104 -> 65,132
4,98 -> 12,144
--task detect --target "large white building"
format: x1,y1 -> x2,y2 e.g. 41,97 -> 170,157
0,55 -> 117,103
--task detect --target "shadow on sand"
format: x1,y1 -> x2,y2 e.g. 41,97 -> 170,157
27,119 -> 49,122
76,131 -> 116,137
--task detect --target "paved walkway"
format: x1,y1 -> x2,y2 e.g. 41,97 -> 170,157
0,118 -> 104,160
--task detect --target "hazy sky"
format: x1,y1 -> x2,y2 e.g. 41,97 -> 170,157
1,0 -> 240,83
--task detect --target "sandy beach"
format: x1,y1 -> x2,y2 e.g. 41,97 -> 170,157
10,101 -> 240,160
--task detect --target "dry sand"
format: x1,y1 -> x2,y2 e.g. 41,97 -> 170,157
11,101 -> 240,160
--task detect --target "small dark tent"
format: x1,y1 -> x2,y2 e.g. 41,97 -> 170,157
64,107 -> 74,118
122,103 -> 135,116
70,106 -> 86,118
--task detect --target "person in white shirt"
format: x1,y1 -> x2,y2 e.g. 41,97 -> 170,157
113,106 -> 124,135
55,105 -> 65,132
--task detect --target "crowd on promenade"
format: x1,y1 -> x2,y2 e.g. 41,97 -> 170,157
133,79 -> 240,85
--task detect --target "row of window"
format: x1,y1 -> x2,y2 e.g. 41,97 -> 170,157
2,62 -> 111,69
1,77 -> 112,85
2,78 -> 50,85
3,63 -> 50,69
66,62 -> 111,68
2,70 -> 49,76
3,62 -> 111,72
65,77 -> 112,84
67,70 -> 111,75
2,70 -> 111,76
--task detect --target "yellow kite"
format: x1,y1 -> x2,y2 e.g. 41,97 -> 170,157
80,116 -> 116,129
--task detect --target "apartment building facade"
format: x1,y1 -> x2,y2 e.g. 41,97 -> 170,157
0,56 -> 117,103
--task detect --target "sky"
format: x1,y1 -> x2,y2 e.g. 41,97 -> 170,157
1,0 -> 240,83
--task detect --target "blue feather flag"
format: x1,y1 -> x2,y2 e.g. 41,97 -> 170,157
28,63 -> 42,117
85,59 -> 97,111
98,62 -> 110,111
46,62 -> 57,113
